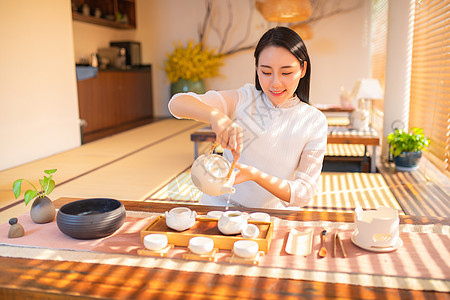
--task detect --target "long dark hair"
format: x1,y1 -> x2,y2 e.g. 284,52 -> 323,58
254,26 -> 311,104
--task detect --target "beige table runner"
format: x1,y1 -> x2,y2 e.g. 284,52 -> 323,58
0,211 -> 449,292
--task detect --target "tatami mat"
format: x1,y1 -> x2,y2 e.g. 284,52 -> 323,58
0,119 -> 205,224
150,169 -> 404,213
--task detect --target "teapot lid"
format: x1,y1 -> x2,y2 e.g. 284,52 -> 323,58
204,155 -> 230,178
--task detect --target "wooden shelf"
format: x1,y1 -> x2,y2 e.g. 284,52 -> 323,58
71,0 -> 136,29
72,12 -> 135,29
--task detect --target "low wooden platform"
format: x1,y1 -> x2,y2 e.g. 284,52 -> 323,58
378,160 -> 450,218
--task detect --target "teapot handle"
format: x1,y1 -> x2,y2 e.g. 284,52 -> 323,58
165,211 -> 169,218
191,210 -> 197,219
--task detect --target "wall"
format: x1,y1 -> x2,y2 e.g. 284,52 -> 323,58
0,0 -> 80,171
73,0 -> 371,117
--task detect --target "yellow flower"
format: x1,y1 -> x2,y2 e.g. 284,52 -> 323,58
165,41 -> 224,83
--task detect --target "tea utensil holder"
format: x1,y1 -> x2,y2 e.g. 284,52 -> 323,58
137,244 -> 174,257
285,229 -> 313,256
183,248 -> 218,262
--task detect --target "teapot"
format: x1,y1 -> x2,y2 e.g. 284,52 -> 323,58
218,210 -> 248,235
353,206 -> 399,248
191,153 -> 236,196
165,207 -> 197,231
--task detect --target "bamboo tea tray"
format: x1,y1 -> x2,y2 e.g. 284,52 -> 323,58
141,216 -> 273,253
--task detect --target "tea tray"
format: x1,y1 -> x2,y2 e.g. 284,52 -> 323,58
140,216 -> 273,253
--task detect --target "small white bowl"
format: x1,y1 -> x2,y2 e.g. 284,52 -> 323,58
189,236 -> 214,255
249,212 -> 270,222
206,211 -> 224,219
241,224 -> 260,239
143,234 -> 168,251
233,240 -> 259,258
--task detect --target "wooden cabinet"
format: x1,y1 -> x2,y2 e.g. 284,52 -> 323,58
77,66 -> 153,143
71,0 -> 136,29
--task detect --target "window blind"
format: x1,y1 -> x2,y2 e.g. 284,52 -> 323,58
370,0 -> 388,112
409,0 -> 450,174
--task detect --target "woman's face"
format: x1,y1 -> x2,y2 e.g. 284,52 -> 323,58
256,46 -> 306,106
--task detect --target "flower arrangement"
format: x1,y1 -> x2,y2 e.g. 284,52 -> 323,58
164,41 -> 224,83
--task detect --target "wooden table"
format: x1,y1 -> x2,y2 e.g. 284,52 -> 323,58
0,197 -> 448,299
190,126 -> 380,173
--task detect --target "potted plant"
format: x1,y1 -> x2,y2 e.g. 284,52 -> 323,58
387,127 -> 429,171
164,41 -> 223,97
13,169 -> 57,224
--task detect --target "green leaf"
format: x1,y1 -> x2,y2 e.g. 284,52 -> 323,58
45,179 -> 55,196
45,169 -> 57,175
13,179 -> 23,199
24,190 -> 38,205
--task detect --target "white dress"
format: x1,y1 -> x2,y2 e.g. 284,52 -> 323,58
169,83 -> 328,210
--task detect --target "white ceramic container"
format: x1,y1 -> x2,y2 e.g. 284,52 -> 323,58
143,234 -> 168,251
233,240 -> 259,258
353,206 -> 400,248
165,207 -> 197,231
218,211 -> 248,235
189,236 -> 214,255
190,154 -> 236,196
241,224 -> 260,239
249,212 -> 270,222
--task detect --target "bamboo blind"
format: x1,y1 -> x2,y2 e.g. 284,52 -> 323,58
370,0 -> 388,111
409,0 -> 450,174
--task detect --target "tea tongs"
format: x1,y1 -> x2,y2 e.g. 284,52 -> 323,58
334,231 -> 347,258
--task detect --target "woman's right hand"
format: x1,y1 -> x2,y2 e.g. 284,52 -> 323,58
210,109 -> 243,160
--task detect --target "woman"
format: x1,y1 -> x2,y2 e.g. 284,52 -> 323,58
169,26 -> 327,209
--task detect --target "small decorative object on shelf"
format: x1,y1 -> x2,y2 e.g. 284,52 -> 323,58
8,217 -> 25,238
12,169 -> 57,224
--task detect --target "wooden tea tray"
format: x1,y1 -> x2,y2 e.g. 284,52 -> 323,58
141,216 -> 273,253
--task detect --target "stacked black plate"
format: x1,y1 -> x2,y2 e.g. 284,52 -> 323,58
57,198 -> 126,239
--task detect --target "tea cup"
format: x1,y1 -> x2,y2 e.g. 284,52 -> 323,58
233,240 -> 259,258
189,236 -> 214,255
143,234 -> 168,251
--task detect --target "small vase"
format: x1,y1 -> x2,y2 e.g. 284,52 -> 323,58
170,79 -> 206,97
30,196 -> 56,224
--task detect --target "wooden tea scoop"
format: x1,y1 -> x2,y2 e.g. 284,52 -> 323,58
318,230 -> 327,258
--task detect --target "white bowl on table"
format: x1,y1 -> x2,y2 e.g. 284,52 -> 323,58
143,234 -> 168,251
233,240 -> 259,258
189,236 -> 214,255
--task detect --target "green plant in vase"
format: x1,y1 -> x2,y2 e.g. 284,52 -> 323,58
165,41 -> 223,97
13,169 -> 57,223
387,127 -> 429,171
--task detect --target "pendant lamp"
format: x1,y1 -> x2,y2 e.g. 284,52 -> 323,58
256,0 -> 312,23
291,23 -> 314,40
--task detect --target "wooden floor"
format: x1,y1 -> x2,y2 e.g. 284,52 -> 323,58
0,118 -> 448,225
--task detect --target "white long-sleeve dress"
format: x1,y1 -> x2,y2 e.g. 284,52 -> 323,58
169,83 -> 328,210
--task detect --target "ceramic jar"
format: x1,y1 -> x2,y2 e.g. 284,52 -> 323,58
218,210 -> 248,235
353,206 -> 400,248
165,207 -> 197,231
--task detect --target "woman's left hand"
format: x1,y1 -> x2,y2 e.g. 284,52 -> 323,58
233,162 -> 256,185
